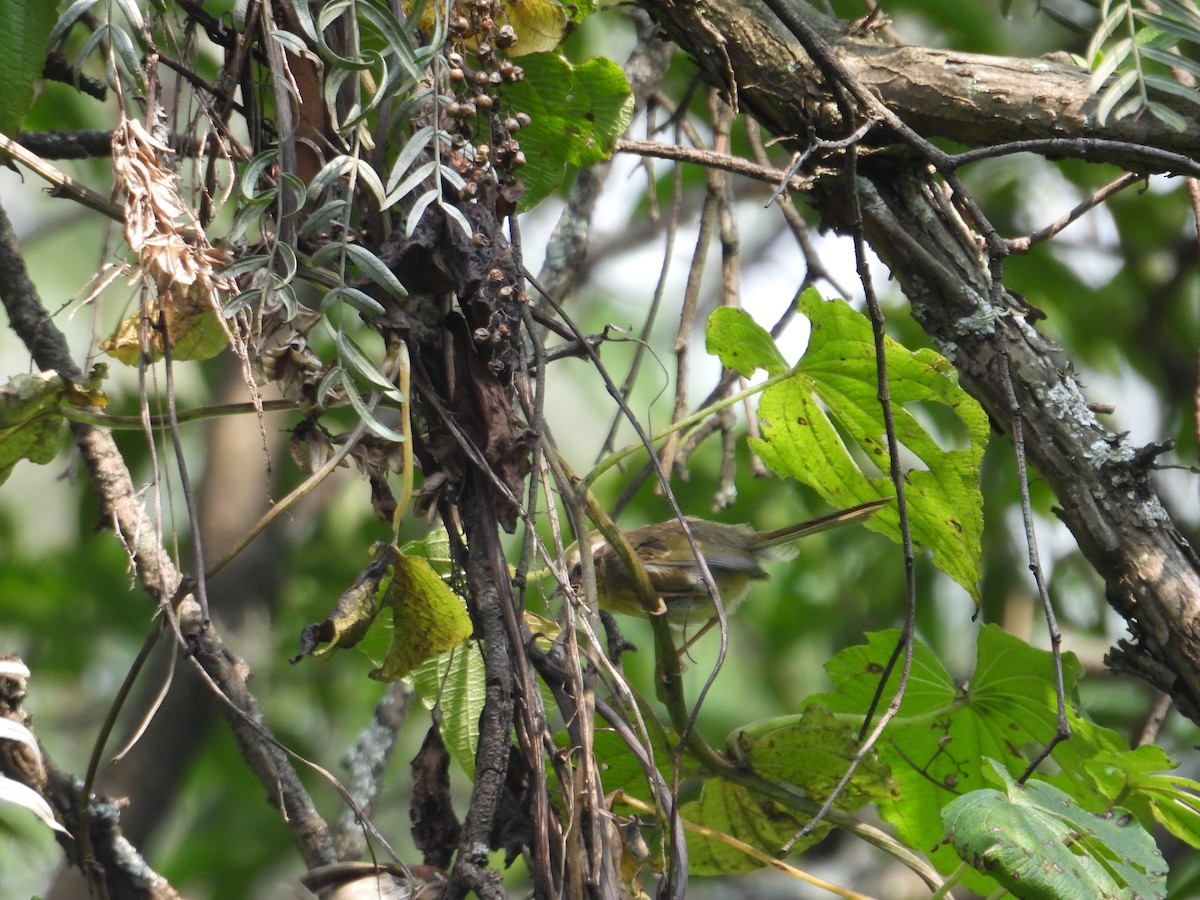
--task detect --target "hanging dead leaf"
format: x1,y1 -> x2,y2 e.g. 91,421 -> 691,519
103,116 -> 237,365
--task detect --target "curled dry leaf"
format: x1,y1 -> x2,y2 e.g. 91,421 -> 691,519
410,723 -> 460,869
294,543 -> 473,681
101,117 -> 237,364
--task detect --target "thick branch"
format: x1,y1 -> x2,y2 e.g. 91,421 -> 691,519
645,0 -> 1200,172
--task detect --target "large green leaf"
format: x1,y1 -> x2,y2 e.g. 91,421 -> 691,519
503,53 -> 633,210
681,777 -> 828,876
728,702 -> 896,809
708,291 -> 989,602
808,625 -> 1133,889
0,2 -> 55,135
680,704 -> 895,875
944,760 -> 1167,899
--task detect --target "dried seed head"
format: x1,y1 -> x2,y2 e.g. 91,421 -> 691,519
495,24 -> 517,48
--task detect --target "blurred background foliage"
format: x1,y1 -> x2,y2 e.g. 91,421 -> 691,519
3,0 -> 1200,896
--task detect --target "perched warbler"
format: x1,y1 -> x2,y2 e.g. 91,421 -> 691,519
572,498 -> 888,624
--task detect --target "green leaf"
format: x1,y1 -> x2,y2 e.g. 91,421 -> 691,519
0,2 -> 56,135
705,307 -> 790,377
502,53 -> 633,210
411,642 -> 487,778
808,626 -> 1132,888
679,705 -> 897,877
943,760 -> 1167,899
746,289 -> 989,602
321,285 -> 386,317
0,371 -> 105,486
729,702 -> 897,808
331,241 -> 408,300
1083,744 -> 1200,849
369,552 -> 473,682
340,374 -> 407,443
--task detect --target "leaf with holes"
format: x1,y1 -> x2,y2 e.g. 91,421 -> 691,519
708,291 -> 989,602
944,760 -> 1167,899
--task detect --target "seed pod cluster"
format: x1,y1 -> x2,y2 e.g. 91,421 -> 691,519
436,1 -> 533,194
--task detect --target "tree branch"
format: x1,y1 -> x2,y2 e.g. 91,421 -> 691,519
645,0 -> 1200,172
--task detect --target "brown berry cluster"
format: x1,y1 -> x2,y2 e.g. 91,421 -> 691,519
440,1 -> 532,196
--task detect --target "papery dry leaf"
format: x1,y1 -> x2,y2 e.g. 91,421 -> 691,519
103,117 -> 238,364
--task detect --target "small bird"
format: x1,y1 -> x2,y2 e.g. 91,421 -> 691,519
574,498 -> 888,625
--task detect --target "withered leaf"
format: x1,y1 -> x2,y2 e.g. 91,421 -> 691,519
410,723 -> 460,869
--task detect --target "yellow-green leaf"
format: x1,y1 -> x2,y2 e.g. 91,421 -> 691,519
404,0 -> 569,56
709,289 -> 989,603
705,307 -> 789,377
500,0 -> 569,56
101,302 -> 228,365
370,552 -> 473,681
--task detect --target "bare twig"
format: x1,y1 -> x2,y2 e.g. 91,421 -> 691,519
0,131 -> 124,221
333,682 -> 415,859
616,137 -> 814,192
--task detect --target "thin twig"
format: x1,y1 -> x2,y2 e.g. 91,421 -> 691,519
1008,172 -> 1143,254
0,131 -> 125,221
616,137 -> 814,192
